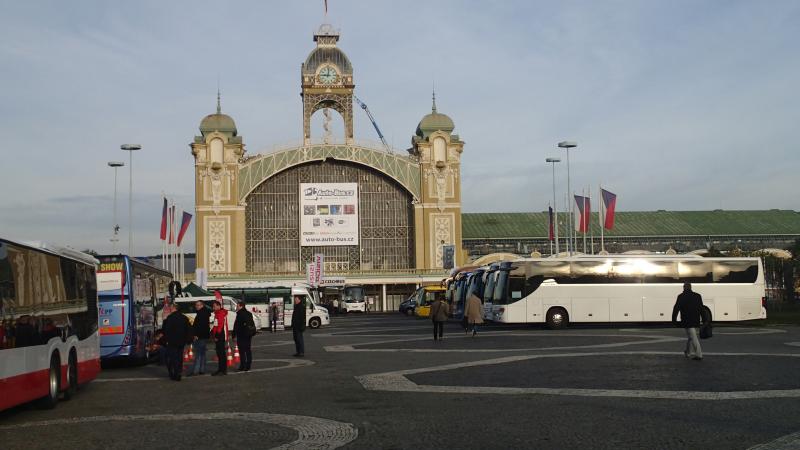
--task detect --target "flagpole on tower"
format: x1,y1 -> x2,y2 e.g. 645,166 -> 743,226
600,184 -> 605,254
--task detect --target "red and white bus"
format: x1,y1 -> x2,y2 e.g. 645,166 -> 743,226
0,238 -> 100,410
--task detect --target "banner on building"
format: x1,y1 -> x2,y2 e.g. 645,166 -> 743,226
299,183 -> 359,246
442,245 -> 455,270
314,253 -> 324,284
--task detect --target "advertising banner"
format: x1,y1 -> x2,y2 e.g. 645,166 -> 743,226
314,253 -> 324,284
306,263 -> 316,287
300,183 -> 359,246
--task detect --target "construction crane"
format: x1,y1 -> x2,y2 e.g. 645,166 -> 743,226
354,95 -> 391,152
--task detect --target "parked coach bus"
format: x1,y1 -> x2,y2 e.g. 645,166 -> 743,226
490,255 -> 766,329
0,238 -> 100,410
96,255 -> 172,361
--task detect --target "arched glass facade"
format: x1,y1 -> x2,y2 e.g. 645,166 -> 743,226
245,160 -> 415,273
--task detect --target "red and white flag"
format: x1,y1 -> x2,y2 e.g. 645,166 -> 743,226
574,195 -> 590,233
600,188 -> 617,230
176,212 -> 193,247
160,197 -> 168,241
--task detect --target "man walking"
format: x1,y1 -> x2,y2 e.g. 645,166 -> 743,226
672,282 -> 705,360
211,301 -> 228,376
464,289 -> 484,337
291,295 -> 307,357
270,302 -> 279,333
162,306 -> 192,381
188,300 -> 210,376
431,292 -> 449,341
233,301 -> 255,371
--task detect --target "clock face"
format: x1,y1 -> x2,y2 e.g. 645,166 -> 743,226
319,66 -> 338,84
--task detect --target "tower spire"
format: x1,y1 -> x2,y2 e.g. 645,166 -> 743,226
432,89 -> 437,113
216,89 -> 221,114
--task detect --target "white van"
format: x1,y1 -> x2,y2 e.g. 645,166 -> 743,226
172,296 -> 262,331
214,282 -> 331,329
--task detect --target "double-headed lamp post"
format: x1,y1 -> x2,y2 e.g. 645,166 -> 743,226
121,144 -> 141,256
545,157 -> 561,255
108,161 -> 125,253
558,141 -> 577,255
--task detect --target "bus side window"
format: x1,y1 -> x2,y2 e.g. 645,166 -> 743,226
678,261 -> 713,283
508,275 -> 526,301
713,261 -> 758,283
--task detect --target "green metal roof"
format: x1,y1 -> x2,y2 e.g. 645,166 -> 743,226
462,210 -> 800,239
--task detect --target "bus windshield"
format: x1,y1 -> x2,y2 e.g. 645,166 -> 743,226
482,270 -> 497,303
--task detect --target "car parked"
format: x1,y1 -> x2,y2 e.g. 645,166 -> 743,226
398,295 -> 416,316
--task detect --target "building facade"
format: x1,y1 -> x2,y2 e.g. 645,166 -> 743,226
191,24 -> 464,288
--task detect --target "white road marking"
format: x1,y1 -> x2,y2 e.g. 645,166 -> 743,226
326,333 -> 682,353
357,351 -> 800,400
251,340 -> 295,348
784,342 -> 800,348
0,412 -> 358,449
748,430 -> 800,450
95,358 -> 314,382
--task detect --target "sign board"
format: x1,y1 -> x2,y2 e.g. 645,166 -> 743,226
299,183 -> 359,246
306,263 -> 317,287
314,253 -> 324,285
442,245 -> 455,270
97,271 -> 123,292
319,277 -> 346,287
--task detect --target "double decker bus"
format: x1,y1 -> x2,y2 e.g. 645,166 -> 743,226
491,255 -> 766,329
96,255 -> 172,361
0,238 -> 100,410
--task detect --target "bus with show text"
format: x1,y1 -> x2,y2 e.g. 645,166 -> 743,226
0,238 -> 100,410
96,255 -> 172,361
490,255 -> 766,329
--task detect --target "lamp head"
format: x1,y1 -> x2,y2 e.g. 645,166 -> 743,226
557,141 -> 577,149
545,158 -> 561,163
120,144 -> 142,151
108,161 -> 125,167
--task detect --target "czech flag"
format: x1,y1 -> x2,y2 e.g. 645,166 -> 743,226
548,206 -> 554,241
176,212 -> 193,247
574,195 -> 590,233
601,188 -> 617,230
160,197 -> 168,241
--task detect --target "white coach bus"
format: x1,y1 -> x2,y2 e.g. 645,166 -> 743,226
490,255 -> 766,329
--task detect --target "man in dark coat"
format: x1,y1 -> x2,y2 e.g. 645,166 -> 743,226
162,308 -> 193,380
291,295 -> 307,357
233,301 -> 255,371
672,282 -> 705,360
188,301 -> 211,376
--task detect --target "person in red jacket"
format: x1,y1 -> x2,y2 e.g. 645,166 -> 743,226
211,300 -> 228,376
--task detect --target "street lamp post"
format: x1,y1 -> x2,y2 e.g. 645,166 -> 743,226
121,144 -> 141,256
108,161 -> 125,253
545,157 -> 561,255
558,141 -> 577,255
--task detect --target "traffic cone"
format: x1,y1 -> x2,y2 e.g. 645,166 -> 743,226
188,345 -> 194,361
183,347 -> 190,363
226,343 -> 233,367
233,344 -> 240,365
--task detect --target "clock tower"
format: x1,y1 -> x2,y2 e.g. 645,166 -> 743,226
301,24 -> 355,145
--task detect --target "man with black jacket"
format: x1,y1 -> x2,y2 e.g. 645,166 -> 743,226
233,301 -> 255,371
672,282 -> 705,360
162,307 -> 193,381
188,301 -> 211,376
291,295 -> 307,357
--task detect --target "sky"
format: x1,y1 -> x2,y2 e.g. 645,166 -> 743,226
0,0 -> 798,256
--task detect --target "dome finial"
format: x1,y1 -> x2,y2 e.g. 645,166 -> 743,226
431,87 -> 437,113
216,88 -> 221,114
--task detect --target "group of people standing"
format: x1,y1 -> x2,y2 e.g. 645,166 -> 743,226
158,294 -> 309,381
429,290 -> 483,341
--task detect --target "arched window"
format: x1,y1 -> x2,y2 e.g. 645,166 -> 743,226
433,137 -> 447,165
210,138 -> 224,165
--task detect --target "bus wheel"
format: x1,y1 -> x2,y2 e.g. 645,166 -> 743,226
63,351 -> 78,400
703,306 -> 712,323
39,353 -> 60,409
309,317 -> 321,329
546,308 -> 568,330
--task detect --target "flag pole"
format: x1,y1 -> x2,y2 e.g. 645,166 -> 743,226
600,184 -> 605,254
582,189 -> 587,254
589,187 -> 594,254
548,202 -> 553,256
161,192 -> 166,269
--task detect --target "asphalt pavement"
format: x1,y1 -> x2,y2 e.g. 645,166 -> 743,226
2,314 -> 800,449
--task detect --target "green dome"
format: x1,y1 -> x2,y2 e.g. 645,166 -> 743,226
199,113 -> 237,135
415,94 -> 455,138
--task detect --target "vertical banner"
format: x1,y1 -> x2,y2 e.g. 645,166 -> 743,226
442,245 -> 455,270
299,183 -> 359,246
306,263 -> 317,287
314,253 -> 324,285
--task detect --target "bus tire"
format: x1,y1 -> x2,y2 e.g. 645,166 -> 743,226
546,307 -> 569,330
309,317 -> 321,329
63,350 -> 78,400
39,353 -> 60,409
703,306 -> 712,324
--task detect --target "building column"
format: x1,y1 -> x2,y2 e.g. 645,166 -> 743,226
382,284 -> 387,312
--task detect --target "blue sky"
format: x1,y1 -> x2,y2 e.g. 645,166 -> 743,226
0,0 -> 798,256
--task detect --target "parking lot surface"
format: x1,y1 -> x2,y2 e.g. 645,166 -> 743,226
2,315 -> 800,449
